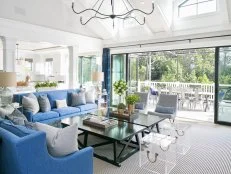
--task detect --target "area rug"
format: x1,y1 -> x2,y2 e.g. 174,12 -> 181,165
93,121 -> 231,174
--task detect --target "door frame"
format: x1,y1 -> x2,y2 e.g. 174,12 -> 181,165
214,46 -> 231,126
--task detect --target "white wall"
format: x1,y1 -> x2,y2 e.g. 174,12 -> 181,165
0,38 -> 3,70
15,49 -> 70,89
0,18 -> 103,54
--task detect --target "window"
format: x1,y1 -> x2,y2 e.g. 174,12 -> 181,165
45,58 -> 53,76
25,58 -> 33,71
178,0 -> 216,18
78,56 -> 97,85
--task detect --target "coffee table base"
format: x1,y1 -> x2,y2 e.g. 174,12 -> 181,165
79,131 -> 140,167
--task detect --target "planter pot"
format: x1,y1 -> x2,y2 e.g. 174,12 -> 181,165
118,109 -> 125,114
36,87 -> 57,92
128,104 -> 134,115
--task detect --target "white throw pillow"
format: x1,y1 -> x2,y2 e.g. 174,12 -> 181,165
85,88 -> 95,103
34,122 -> 78,157
22,96 -> 40,114
56,99 -> 67,108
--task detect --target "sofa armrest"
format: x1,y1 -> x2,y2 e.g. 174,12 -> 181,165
51,147 -> 94,174
15,131 -> 93,174
23,111 -> 33,122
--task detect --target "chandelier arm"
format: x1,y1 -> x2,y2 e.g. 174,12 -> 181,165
80,16 -> 110,25
72,2 -> 111,17
72,2 -> 154,18
117,16 -> 146,25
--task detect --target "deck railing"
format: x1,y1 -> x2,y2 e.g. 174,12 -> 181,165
133,81 -> 215,100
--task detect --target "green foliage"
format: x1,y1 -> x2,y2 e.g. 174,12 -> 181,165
117,103 -> 126,109
126,94 -> 140,105
142,86 -> 150,91
35,81 -> 58,88
113,80 -> 128,96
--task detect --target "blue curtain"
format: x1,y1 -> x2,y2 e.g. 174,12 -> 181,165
102,48 -> 111,105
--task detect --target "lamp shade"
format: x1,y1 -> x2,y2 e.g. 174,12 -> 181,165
0,72 -> 16,87
92,72 -> 104,82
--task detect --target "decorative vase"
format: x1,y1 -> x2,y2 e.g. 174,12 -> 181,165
128,104 -> 134,115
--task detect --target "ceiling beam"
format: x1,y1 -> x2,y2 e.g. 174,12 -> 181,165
155,2 -> 172,32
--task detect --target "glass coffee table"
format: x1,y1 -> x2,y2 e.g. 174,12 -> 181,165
61,114 -> 146,167
108,108 -> 166,134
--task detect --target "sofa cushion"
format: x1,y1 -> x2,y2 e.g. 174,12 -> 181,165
155,105 -> 175,114
33,111 -> 59,122
38,95 -> 51,112
5,109 -> 27,126
85,88 -> 95,104
135,103 -> 145,110
71,92 -> 86,106
47,90 -> 68,109
22,96 -> 40,114
0,105 -> 14,118
76,103 -> 97,112
52,107 -> 80,117
56,100 -> 68,108
0,120 -> 36,137
34,122 -> 78,157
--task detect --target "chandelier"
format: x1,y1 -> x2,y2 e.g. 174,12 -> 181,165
72,0 -> 155,28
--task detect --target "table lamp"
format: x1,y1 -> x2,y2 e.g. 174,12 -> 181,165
0,72 -> 17,106
92,72 -> 104,98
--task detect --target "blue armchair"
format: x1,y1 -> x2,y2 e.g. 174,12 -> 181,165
0,127 -> 93,174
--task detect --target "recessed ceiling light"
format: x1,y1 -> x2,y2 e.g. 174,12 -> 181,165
140,1 -> 145,5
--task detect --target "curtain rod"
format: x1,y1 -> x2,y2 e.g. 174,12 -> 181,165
107,34 -> 231,49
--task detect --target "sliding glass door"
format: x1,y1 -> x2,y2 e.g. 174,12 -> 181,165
215,47 -> 231,125
111,54 -> 126,105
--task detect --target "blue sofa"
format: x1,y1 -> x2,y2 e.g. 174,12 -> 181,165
0,118 -> 93,174
13,89 -> 98,123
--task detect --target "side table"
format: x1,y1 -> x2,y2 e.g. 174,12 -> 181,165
159,122 -> 191,155
139,133 -> 176,174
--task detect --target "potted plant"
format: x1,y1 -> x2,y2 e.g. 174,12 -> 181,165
35,81 -> 58,92
113,80 -> 128,103
125,94 -> 140,114
117,103 -> 126,114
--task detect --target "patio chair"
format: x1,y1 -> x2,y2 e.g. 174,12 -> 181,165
149,87 -> 158,105
190,88 -> 203,110
148,94 -> 178,122
134,92 -> 149,113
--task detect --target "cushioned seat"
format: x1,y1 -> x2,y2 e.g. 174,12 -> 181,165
33,111 -> 59,122
76,103 -> 97,112
52,107 -> 80,117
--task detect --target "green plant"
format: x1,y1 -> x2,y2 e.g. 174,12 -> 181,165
35,81 -> 58,88
125,94 -> 140,105
142,86 -> 150,91
113,80 -> 128,96
117,103 -> 126,109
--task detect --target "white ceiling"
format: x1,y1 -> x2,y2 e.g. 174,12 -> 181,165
0,0 -> 231,47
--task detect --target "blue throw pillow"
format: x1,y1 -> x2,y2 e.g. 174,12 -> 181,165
155,105 -> 175,114
0,120 -> 36,137
135,103 -> 145,110
38,95 -> 51,112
